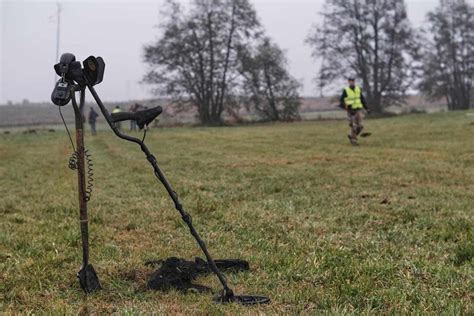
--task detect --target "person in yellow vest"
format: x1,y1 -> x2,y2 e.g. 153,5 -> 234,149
112,105 -> 122,131
339,77 -> 370,146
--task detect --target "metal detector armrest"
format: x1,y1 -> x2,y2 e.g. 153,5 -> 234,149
110,106 -> 163,129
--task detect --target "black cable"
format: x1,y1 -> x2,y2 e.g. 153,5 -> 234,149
59,106 -> 76,152
59,102 -> 94,202
151,160 -> 232,296
142,128 -> 147,143
84,149 -> 94,202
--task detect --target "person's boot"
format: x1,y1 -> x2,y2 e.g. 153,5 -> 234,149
347,135 -> 358,146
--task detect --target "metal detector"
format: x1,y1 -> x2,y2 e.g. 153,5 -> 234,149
51,53 -> 270,305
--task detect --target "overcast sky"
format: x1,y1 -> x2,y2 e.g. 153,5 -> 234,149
1,0 -> 470,104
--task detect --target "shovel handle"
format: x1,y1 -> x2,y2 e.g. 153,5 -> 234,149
72,89 -> 89,266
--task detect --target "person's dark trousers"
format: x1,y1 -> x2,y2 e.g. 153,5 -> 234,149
90,122 -> 97,136
347,109 -> 363,141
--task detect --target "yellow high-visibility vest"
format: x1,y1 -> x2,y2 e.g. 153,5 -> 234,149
112,107 -> 122,113
344,86 -> 363,109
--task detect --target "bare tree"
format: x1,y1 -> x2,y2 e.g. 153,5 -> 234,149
238,38 -> 301,121
419,0 -> 474,110
143,0 -> 260,125
307,0 -> 419,113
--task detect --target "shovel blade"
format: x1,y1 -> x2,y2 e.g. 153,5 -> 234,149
77,263 -> 101,293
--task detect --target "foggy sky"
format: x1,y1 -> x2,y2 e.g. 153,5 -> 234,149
1,0 -> 467,104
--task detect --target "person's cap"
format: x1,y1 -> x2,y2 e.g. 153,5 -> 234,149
348,77 -> 355,81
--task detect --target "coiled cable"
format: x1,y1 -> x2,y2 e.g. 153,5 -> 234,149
59,107 -> 94,202
84,149 -> 94,202
68,149 -> 94,202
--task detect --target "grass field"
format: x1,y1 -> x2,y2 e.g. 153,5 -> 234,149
0,112 -> 473,314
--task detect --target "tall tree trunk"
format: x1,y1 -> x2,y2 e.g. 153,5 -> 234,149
207,9 -> 216,123
373,10 -> 381,112
263,63 -> 279,121
215,1 -> 237,124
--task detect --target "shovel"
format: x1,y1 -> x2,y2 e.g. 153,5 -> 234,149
72,90 -> 102,293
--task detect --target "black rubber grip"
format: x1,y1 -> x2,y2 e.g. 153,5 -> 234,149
110,106 -> 163,129
110,111 -> 137,123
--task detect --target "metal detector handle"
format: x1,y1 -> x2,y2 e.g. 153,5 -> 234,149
71,89 -> 90,267
110,106 -> 163,129
109,112 -> 137,123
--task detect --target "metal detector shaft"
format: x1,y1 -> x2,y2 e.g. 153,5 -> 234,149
71,89 -> 89,267
86,84 -> 234,297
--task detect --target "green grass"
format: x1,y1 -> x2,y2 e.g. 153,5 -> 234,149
0,112 -> 473,313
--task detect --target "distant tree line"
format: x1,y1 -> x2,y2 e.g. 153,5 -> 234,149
307,0 -> 473,113
418,0 -> 473,111
143,0 -> 473,124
